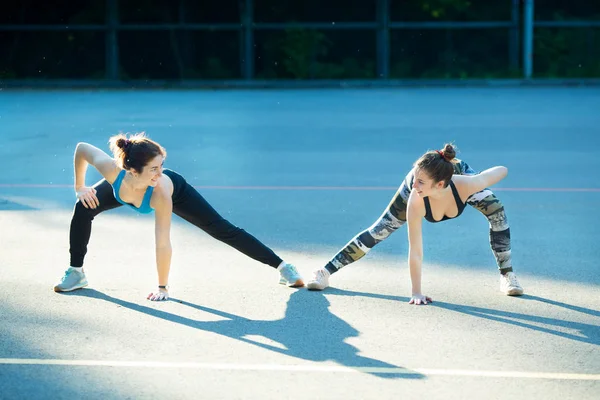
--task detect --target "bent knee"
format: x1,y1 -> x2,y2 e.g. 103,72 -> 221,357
468,191 -> 504,216
73,200 -> 99,219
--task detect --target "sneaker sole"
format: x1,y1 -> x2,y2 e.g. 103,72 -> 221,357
279,277 -> 305,288
505,288 -> 524,296
306,282 -> 326,291
53,281 -> 88,293
287,279 -> 305,288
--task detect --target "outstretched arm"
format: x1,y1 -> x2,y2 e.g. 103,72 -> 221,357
406,190 -> 432,305
147,184 -> 173,301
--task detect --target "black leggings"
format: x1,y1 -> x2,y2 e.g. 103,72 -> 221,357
69,169 -> 283,269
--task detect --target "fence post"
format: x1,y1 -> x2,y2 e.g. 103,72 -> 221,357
509,0 -> 520,71
241,0 -> 254,79
523,0 -> 534,79
105,0 -> 119,80
376,0 -> 390,79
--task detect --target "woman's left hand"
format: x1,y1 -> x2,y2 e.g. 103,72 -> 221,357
147,288 -> 169,301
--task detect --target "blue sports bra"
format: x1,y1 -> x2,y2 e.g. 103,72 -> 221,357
112,170 -> 155,214
423,180 -> 466,223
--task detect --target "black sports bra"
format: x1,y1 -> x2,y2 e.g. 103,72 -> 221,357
423,181 -> 466,223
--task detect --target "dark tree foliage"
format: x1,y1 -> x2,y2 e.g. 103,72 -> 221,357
0,0 -> 598,79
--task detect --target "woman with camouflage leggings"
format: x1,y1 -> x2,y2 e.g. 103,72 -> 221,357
306,143 -> 523,303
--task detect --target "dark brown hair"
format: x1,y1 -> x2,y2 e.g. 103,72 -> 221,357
108,132 -> 166,173
413,143 -> 458,187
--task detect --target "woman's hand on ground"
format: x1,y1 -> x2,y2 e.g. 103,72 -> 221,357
409,293 -> 432,305
147,288 -> 169,301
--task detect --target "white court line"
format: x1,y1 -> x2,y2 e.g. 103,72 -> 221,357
0,359 -> 598,381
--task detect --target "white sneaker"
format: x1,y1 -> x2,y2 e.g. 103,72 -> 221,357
54,267 -> 88,292
278,263 -> 304,287
500,271 -> 524,296
306,268 -> 330,291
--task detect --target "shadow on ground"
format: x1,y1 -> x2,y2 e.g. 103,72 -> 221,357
322,288 -> 600,346
66,288 -> 425,380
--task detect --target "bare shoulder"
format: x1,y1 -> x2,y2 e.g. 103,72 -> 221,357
450,175 -> 473,202
101,160 -> 121,184
407,189 -> 425,220
151,174 -> 174,210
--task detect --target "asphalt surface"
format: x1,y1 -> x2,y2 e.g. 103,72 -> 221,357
1,87 -> 599,399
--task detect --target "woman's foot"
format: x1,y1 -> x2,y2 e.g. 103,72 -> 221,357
306,268 -> 330,291
53,267 -> 88,292
278,263 -> 304,287
500,271 -> 524,296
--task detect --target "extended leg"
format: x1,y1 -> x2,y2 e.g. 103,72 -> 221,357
172,183 -> 284,268
324,199 -> 407,274
308,176 -> 412,290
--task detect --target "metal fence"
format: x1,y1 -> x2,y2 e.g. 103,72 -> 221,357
1,0 -> 599,86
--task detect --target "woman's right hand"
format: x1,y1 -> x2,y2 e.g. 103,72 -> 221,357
76,186 -> 99,209
409,293 -> 432,305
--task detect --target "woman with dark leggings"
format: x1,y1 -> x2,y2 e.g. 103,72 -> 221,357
307,143 -> 524,304
54,132 -> 304,301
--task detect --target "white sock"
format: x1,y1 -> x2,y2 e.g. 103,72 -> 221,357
276,261 -> 287,270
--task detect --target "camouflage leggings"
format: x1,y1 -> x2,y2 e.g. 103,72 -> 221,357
324,159 -> 512,274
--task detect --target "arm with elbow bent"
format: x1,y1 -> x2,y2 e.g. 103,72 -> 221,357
147,189 -> 173,302
465,166 -> 508,196
73,142 -> 119,209
406,191 -> 432,305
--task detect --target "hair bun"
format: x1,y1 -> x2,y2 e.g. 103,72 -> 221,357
116,137 -> 131,151
441,143 -> 456,161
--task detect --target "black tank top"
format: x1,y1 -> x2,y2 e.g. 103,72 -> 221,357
423,181 -> 467,223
